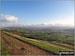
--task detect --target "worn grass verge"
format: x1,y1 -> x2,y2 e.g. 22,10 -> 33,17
1,39 -> 9,55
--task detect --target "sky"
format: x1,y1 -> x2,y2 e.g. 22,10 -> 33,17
0,0 -> 74,27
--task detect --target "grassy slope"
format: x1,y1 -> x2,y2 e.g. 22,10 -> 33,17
4,31 -> 69,54
51,42 -> 74,50
1,39 -> 9,55
10,31 -> 74,51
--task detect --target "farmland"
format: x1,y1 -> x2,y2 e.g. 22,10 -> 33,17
1,28 -> 74,55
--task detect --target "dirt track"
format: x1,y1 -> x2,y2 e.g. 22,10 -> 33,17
1,32 -> 53,55
10,32 -> 73,51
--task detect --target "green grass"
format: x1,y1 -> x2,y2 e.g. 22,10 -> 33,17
0,33 -> 9,55
1,39 -> 9,55
4,31 -> 69,54
51,42 -> 74,50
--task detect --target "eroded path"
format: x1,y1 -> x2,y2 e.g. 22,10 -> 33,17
1,32 -> 53,55
10,32 -> 73,51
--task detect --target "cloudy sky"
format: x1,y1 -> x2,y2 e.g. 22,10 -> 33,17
0,0 -> 74,27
